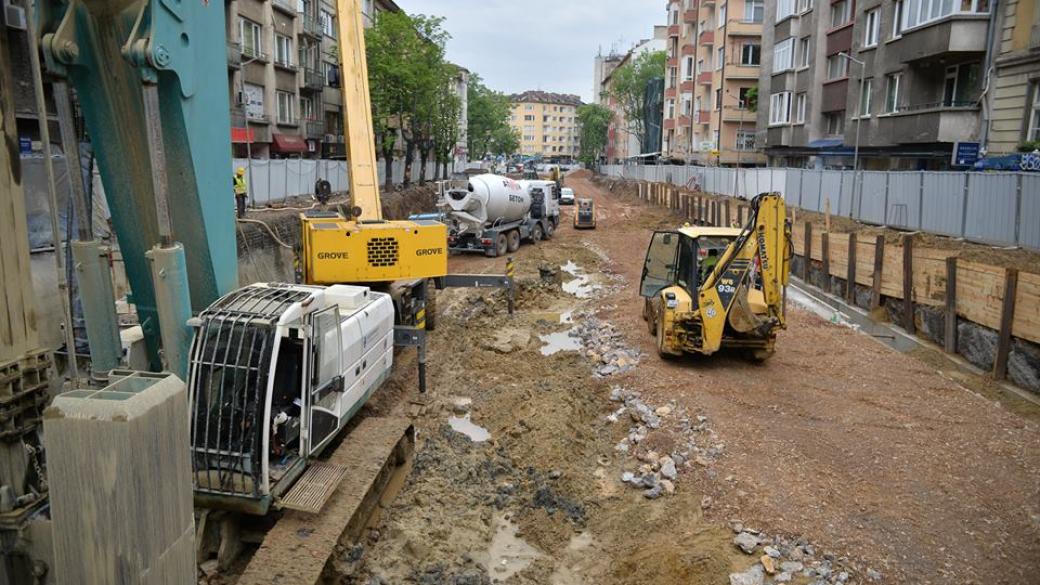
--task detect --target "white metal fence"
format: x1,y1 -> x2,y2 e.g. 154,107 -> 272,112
601,164 -> 1040,251
233,158 -> 457,205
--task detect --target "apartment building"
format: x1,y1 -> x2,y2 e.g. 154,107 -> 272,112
662,0 -> 767,166
758,0 -> 995,169
593,51 -> 625,104
985,0 -> 1040,155
226,0 -> 401,159
509,91 -> 584,160
601,27 -> 668,163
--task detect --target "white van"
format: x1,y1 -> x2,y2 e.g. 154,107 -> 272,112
560,187 -> 575,205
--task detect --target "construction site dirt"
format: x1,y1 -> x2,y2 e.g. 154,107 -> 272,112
211,172 -> 1040,585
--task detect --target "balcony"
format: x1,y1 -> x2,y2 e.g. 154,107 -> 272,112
699,30 -> 714,45
667,57 -> 678,67
272,0 -> 297,16
821,78 -> 849,112
825,23 -> 853,56
725,62 -> 759,79
886,16 -> 989,64
665,87 -> 678,99
227,42 -> 241,69
877,102 -> 981,144
304,119 -> 323,139
274,57 -> 298,72
301,15 -> 322,38
697,110 -> 711,124
684,8 -> 698,22
681,43 -> 696,56
241,45 -> 268,63
669,24 -> 681,37
664,119 -> 676,131
680,80 -> 696,92
722,106 -> 756,123
301,67 -> 324,91
725,19 -> 762,37
677,115 -> 692,127
697,71 -> 713,84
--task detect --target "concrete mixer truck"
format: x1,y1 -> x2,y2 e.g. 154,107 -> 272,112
441,174 -> 560,257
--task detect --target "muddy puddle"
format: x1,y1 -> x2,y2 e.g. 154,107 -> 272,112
473,514 -> 545,580
561,261 -> 599,298
447,414 -> 491,442
538,329 -> 582,356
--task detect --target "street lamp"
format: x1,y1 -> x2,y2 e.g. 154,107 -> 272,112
839,52 -> 865,218
239,49 -> 259,210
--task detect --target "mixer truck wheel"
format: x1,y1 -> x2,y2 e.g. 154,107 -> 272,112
491,234 -> 508,257
544,222 -> 555,239
532,224 -> 544,242
507,230 -> 521,253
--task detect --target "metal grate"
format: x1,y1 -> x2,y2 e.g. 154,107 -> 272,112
367,237 -> 399,267
279,462 -> 346,513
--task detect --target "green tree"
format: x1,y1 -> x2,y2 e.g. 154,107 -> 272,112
607,50 -> 666,153
432,79 -> 462,180
744,86 -> 758,113
467,74 -> 514,159
489,125 -> 520,157
576,103 -> 612,167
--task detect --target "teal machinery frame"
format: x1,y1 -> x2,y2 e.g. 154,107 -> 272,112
36,0 -> 239,378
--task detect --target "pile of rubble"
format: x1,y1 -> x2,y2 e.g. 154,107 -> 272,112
607,386 -> 725,498
726,525 -> 879,585
572,319 -> 641,377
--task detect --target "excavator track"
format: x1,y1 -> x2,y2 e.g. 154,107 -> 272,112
237,416 -> 414,585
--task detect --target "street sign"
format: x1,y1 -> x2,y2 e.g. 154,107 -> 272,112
18,136 -> 31,154
952,142 -> 981,167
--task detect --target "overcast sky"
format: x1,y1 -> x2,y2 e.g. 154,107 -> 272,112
396,0 -> 664,103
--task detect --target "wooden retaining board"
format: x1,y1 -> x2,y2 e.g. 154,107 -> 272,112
237,416 -> 414,585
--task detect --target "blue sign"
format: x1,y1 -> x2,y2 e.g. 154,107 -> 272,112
952,141 -> 981,167
18,136 -> 31,154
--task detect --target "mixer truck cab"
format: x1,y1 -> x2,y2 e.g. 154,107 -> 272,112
441,174 -> 559,258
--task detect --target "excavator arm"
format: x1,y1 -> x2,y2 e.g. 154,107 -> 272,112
698,192 -> 790,353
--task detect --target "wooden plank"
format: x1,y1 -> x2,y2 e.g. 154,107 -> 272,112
802,222 -> 812,280
854,236 -> 878,287
846,233 -> 857,304
994,268 -> 1018,380
724,200 -> 731,226
821,232 -> 831,292
1014,271 -> 1040,344
871,237 -> 885,310
945,257 -> 958,354
902,235 -> 915,334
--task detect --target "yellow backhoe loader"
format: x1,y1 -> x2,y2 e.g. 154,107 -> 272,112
640,192 -> 792,361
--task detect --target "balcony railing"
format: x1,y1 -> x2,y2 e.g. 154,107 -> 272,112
302,67 -> 324,91
227,42 -> 241,68
895,100 -> 980,113
304,119 -> 323,138
302,15 -> 322,37
699,30 -> 715,45
275,115 -> 299,127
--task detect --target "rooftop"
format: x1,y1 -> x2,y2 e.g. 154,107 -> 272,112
510,91 -> 584,107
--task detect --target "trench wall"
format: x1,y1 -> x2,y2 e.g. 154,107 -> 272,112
612,178 -> 1040,396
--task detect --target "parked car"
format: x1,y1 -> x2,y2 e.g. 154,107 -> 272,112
560,187 -> 575,205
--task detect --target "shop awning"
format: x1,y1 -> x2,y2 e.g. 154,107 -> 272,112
807,138 -> 845,149
272,133 -> 307,153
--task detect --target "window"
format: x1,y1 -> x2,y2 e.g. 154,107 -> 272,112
323,62 -> 339,87
239,18 -> 262,58
719,4 -> 727,24
716,47 -> 725,69
276,90 -> 296,125
769,91 -> 792,125
682,95 -> 693,116
1029,82 -> 1040,141
831,0 -> 852,27
773,37 -> 794,72
777,0 -> 795,20
736,130 -> 756,150
319,9 -> 335,37
858,78 -> 873,116
715,88 -> 723,110
941,62 -> 981,105
825,111 -> 846,135
892,0 -> 905,37
300,96 -> 314,120
826,54 -> 849,80
797,0 -> 813,12
741,43 -> 761,65
885,73 -> 902,112
795,92 -> 807,123
524,115 -> 534,121
275,34 -> 293,67
745,0 -> 765,22
525,104 -> 533,111
738,87 -> 753,108
667,99 -> 676,119
797,37 -> 811,68
864,9 -> 880,47
901,0 -> 989,31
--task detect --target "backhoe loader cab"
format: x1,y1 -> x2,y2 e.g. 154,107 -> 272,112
639,193 -> 791,361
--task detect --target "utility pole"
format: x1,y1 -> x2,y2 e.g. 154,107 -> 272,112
840,52 -> 865,218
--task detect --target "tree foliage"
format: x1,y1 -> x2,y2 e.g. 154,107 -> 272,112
607,50 -> 666,152
467,74 -> 516,158
576,103 -> 612,166
744,86 -> 758,113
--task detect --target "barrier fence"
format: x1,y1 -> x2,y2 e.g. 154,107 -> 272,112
601,164 -> 1040,251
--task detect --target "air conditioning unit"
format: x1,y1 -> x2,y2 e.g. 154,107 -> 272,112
323,134 -> 336,143
337,135 -> 345,143
2,0 -> 26,30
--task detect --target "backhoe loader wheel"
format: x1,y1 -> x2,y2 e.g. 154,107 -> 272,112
507,230 -> 521,253
424,281 -> 438,331
532,224 -> 544,242
748,348 -> 774,363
